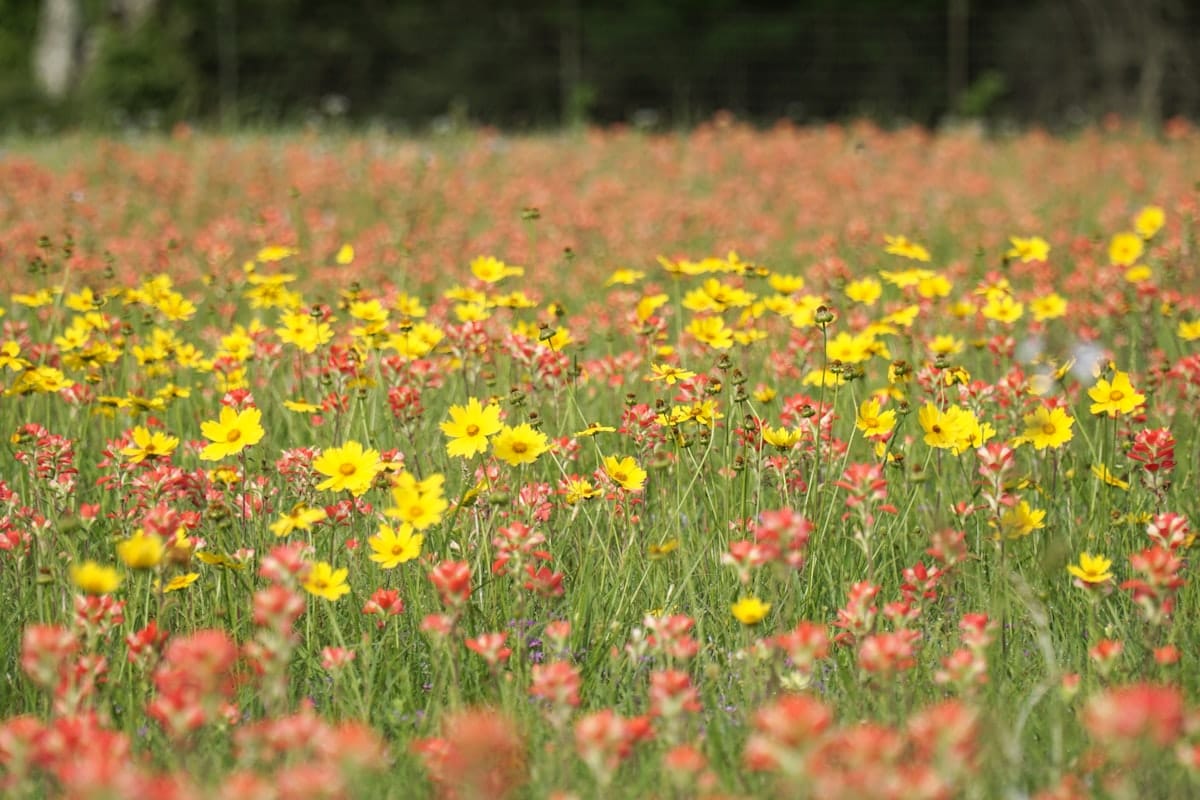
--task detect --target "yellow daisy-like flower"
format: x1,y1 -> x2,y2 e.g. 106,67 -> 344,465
386,471 -> 449,530
844,277 -> 882,305
1134,205 -> 1165,240
883,235 -> 932,262
1087,370 -> 1145,417
440,397 -> 503,459
605,268 -> 645,286
120,426 -> 180,463
491,423 -> 550,467
563,477 -> 602,505
731,597 -> 770,626
980,295 -> 1024,324
686,316 -> 734,350
269,503 -> 328,537
368,523 -> 424,569
603,455 -> 648,491
1067,552 -> 1114,585
648,363 -> 697,385
1177,319 -> 1200,341
72,561 -> 122,595
162,573 -> 200,593
304,561 -> 350,602
856,398 -> 897,439
116,530 -> 164,570
761,425 -> 801,451
313,441 -> 384,497
1090,464 -> 1129,490
919,403 -> 969,450
1030,292 -> 1067,322
1108,232 -> 1144,266
998,500 -> 1046,540
257,245 -> 298,263
470,255 -> 524,283
1015,406 -> 1075,450
1006,235 -> 1050,263
199,406 -> 264,461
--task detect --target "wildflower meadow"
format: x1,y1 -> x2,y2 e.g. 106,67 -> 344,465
3,119 -> 1200,798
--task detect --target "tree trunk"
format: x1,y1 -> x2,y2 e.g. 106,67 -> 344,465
32,0 -> 82,99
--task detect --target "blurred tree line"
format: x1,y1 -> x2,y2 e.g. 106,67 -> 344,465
5,0 -> 1199,131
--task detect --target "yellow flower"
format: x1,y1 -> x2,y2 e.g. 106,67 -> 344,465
1090,464 -> 1129,490
72,561 -> 122,595
856,398 -> 897,439
919,403 -> 968,450
844,277 -> 882,305
648,363 -> 696,385
731,597 -> 770,625
199,406 -> 265,461
0,342 -> 29,372
314,441 -> 384,496
283,398 -> 322,414
1067,552 -> 1114,585
386,471 -> 449,530
275,310 -> 334,353
761,425 -> 801,451
768,273 -> 805,293
1177,319 -> 1200,341
574,423 -> 616,437
1030,293 -> 1067,322
916,273 -> 952,299
602,455 -> 647,491
1006,236 -> 1050,263
980,295 -> 1024,324
1087,371 -> 1145,417
1134,206 -> 1165,240
686,316 -> 734,350
257,245 -> 298,263
605,268 -> 645,286
563,477 -> 602,505
636,293 -> 670,323
883,235 -> 932,262
1123,264 -> 1152,284
998,500 -> 1046,539
304,561 -> 350,601
1014,406 -> 1075,450
162,573 -> 200,593
335,244 -> 355,265
116,530 -> 164,570
1108,232 -> 1143,266
470,255 -> 524,283
440,397 -> 503,459
491,423 -> 550,467
928,335 -> 964,357
270,503 -> 328,537
368,523 -> 424,569
120,426 -> 180,463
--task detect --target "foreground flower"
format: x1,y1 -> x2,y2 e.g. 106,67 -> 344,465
1068,552 -> 1114,586
199,406 -> 264,461
313,440 -> 383,496
1108,232 -> 1144,266
1006,235 -> 1050,263
120,426 -> 180,463
492,423 -> 551,466
1088,370 -> 1145,417
387,472 -> 449,530
856,398 -> 896,438
368,523 -> 424,569
603,455 -> 647,491
997,500 -> 1046,539
732,597 -> 770,625
304,561 -> 350,601
761,425 -> 801,451
1015,405 -> 1074,450
440,397 -> 503,459
1135,205 -> 1165,240
116,530 -> 164,570
883,234 -> 931,262
269,503 -> 327,537
71,561 -> 122,595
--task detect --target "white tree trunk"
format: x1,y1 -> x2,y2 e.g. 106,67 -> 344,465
32,0 -> 82,99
